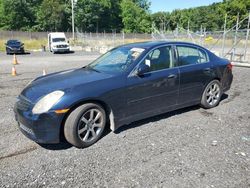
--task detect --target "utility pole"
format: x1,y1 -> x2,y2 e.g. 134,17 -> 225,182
200,25 -> 203,45
244,11 -> 250,61
71,0 -> 75,41
233,13 -> 239,61
222,14 -> 227,57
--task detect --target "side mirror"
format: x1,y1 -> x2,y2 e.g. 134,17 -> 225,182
136,62 -> 150,76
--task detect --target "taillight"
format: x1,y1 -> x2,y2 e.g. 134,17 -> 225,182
227,62 -> 233,71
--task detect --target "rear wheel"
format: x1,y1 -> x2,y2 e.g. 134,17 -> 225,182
64,103 -> 106,148
201,80 -> 222,109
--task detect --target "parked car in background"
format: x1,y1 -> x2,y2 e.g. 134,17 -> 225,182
5,40 -> 25,54
48,32 -> 70,53
14,41 -> 233,148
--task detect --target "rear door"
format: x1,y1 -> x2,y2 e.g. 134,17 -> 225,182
125,45 -> 179,118
175,45 -> 215,105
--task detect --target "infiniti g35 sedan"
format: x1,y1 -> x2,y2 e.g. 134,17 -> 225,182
5,39 -> 25,54
14,41 -> 233,148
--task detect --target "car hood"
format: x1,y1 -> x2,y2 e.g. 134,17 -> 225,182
21,68 -> 113,102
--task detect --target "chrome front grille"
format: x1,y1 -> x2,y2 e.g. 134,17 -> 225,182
16,95 -> 33,111
57,45 -> 67,48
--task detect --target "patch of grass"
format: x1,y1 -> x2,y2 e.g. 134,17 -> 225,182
0,40 -> 6,51
24,39 -> 47,51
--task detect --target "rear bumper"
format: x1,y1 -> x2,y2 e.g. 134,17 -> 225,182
222,73 -> 233,92
14,103 -> 64,144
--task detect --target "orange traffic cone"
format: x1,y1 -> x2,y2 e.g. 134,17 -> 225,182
12,66 -> 17,76
42,69 -> 47,76
13,54 -> 19,65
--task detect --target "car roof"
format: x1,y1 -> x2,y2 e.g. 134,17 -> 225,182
49,32 -> 66,38
121,41 -> 206,51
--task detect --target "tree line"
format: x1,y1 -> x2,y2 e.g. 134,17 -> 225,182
0,0 -> 249,33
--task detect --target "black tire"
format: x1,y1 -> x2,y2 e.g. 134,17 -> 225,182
64,103 -> 106,148
201,80 -> 222,109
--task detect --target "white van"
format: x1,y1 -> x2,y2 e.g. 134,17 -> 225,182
48,32 -> 70,53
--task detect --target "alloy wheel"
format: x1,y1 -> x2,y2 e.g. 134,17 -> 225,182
206,82 -> 221,106
77,108 -> 104,142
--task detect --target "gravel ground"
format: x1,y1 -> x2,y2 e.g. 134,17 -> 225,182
0,51 -> 249,188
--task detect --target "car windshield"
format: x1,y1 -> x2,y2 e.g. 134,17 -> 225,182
52,38 -> 66,42
87,47 -> 145,73
7,40 -> 21,45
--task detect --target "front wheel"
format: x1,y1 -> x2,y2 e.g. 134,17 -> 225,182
201,80 -> 222,109
64,103 -> 106,148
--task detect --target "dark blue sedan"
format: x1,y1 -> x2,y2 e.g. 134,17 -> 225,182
5,39 -> 25,54
14,41 -> 233,148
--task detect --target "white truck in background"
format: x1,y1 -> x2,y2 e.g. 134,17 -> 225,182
48,32 -> 70,53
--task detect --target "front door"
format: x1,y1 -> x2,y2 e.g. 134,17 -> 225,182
124,45 -> 179,119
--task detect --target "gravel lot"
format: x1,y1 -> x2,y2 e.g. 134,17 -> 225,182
0,51 -> 249,188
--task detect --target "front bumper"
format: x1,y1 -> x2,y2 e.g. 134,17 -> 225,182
6,47 -> 24,54
14,101 -> 65,144
52,47 -> 70,52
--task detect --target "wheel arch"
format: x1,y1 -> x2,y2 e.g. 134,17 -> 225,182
59,99 -> 115,141
203,77 -> 221,90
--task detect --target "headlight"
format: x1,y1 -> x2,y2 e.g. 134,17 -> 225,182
32,90 -> 64,114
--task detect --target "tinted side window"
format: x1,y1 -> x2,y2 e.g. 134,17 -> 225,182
177,46 -> 208,66
144,46 -> 173,72
198,49 -> 208,63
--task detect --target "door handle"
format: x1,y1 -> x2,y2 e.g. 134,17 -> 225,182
203,68 -> 212,72
167,74 -> 177,79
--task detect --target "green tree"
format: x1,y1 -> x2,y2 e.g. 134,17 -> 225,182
223,0 -> 250,28
0,0 -> 4,28
133,0 -> 151,11
121,0 -> 151,33
151,12 -> 171,31
75,0 -> 108,32
36,0 -> 70,31
0,0 -> 41,30
105,0 -> 123,32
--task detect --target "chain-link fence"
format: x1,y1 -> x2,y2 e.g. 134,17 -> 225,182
75,30 -> 151,52
0,31 -> 73,40
150,13 -> 250,63
0,13 -> 249,63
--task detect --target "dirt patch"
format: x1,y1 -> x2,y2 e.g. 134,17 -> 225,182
0,146 -> 37,161
0,93 -> 8,98
199,110 -> 214,117
0,85 -> 6,89
222,91 -> 241,104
